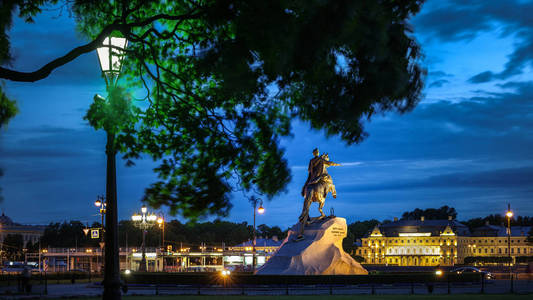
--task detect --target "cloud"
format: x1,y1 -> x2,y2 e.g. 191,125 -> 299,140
428,71 -> 453,79
413,0 -> 533,82
346,166 -> 533,192
469,71 -> 495,83
429,79 -> 449,88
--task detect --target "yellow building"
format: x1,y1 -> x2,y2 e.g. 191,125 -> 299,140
465,224 -> 532,264
358,217 -> 533,267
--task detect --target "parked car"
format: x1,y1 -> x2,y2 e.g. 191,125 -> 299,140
451,266 -> 493,280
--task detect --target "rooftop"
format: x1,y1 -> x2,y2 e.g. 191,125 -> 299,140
233,238 -> 282,248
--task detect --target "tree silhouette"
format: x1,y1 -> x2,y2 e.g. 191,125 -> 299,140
1,0 -> 426,218
1,234 -> 23,261
401,206 -> 457,220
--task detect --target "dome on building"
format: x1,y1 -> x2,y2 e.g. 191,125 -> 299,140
0,213 -> 15,225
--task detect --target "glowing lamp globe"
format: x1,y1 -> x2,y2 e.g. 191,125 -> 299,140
141,205 -> 147,214
257,205 -> 265,214
506,211 -> 513,218
96,36 -> 128,86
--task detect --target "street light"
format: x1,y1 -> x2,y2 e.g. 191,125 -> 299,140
157,216 -> 165,271
506,203 -> 513,287
96,36 -> 128,87
94,195 -> 106,273
96,34 -> 128,300
251,198 -> 264,273
157,216 -> 165,248
94,195 -> 106,235
131,205 -> 157,272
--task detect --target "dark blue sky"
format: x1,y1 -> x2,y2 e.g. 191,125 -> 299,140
1,0 -> 532,228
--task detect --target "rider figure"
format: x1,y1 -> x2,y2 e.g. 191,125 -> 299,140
301,148 -> 322,197
306,153 -> 341,197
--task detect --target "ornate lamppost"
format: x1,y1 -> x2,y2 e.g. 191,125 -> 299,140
131,205 -> 157,272
95,35 -> 128,299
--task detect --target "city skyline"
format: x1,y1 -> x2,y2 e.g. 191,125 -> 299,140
1,0 -> 533,229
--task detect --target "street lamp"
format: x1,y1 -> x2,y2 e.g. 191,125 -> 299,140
94,195 -> 106,236
157,216 -> 165,272
131,205 -> 157,272
96,34 -> 128,300
506,203 -> 513,285
94,195 -> 106,273
97,36 -> 128,87
251,198 -> 264,273
157,216 -> 165,249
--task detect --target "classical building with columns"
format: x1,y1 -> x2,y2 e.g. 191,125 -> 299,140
0,213 -> 45,247
357,216 -> 533,267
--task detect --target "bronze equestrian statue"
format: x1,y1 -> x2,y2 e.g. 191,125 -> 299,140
297,149 -> 341,240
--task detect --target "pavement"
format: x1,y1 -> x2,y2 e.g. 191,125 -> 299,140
0,279 -> 532,298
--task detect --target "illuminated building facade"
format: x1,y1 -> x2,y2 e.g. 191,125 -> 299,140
358,217 -> 533,266
0,213 -> 44,247
358,216 -> 467,266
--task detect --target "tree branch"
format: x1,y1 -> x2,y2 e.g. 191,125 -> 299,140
0,10 -> 204,82
0,24 -> 119,82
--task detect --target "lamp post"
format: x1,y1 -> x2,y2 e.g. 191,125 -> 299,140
131,205 -> 157,272
506,203 -> 513,284
94,195 -> 106,234
94,195 -> 106,273
96,35 -> 128,300
157,216 -> 165,272
251,198 -> 264,272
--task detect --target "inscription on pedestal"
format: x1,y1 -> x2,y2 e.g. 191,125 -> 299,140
330,226 -> 346,237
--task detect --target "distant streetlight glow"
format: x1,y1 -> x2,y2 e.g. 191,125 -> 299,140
251,198 -> 265,272
506,203 -> 513,290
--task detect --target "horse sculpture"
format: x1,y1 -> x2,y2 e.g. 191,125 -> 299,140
296,152 -> 339,239
298,174 -> 336,223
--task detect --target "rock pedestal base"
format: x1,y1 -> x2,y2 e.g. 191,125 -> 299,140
256,217 -> 368,275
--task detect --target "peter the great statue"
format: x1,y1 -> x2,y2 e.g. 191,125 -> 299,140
297,148 -> 341,239
256,148 -> 367,275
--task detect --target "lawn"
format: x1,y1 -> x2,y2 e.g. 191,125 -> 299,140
49,295 -> 532,300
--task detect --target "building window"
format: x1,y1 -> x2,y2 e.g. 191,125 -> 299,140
511,248 -> 514,254
517,248 -> 520,254
485,248 -> 488,254
498,248 -> 502,254
491,248 -> 494,253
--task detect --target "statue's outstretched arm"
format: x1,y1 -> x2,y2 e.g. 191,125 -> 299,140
325,161 -> 341,167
